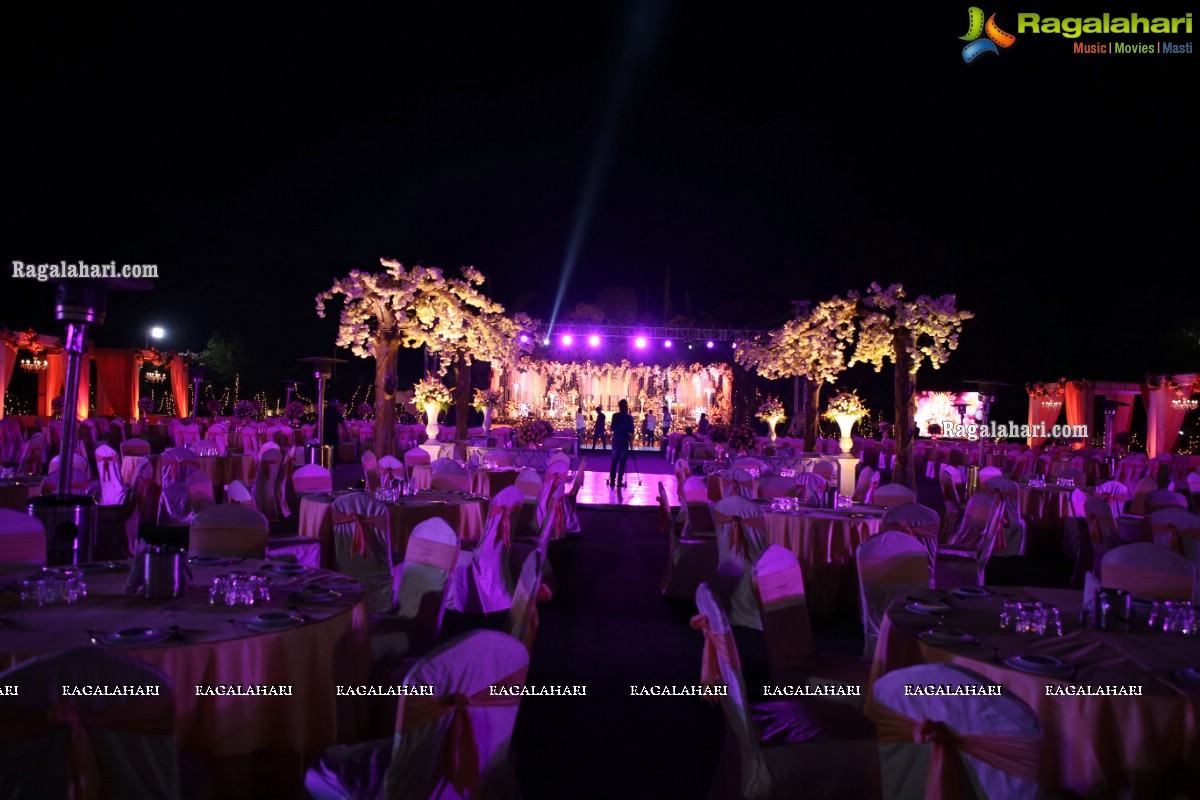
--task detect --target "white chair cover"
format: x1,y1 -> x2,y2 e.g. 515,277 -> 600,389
935,495 -> 1004,589
712,494 -> 768,630
373,517 -> 460,660
508,550 -> 544,654
1145,489 -> 1188,514
795,472 -> 827,505
447,486 -> 523,614
852,466 -> 879,504
857,531 -> 930,658
120,437 -> 151,457
1148,508 -> 1200,561
658,481 -> 717,599
870,663 -> 1041,800
224,479 -> 256,509
978,466 -> 1002,483
1129,476 -> 1157,515
561,457 -> 587,534
693,583 -> 879,799
874,483 -> 917,508
753,544 -> 818,681
403,447 -> 431,469
1094,480 -> 1128,520
93,444 -> 126,507
0,648 -> 180,800
253,448 -> 282,520
514,468 -> 542,499
378,455 -> 404,488
811,460 -> 836,480
0,509 -> 45,564
719,467 -> 756,499
981,476 -> 1025,556
332,491 -> 399,613
362,450 -> 380,492
157,447 -> 202,526
305,629 -> 527,800
188,502 -> 269,558
681,475 -> 709,503
293,463 -> 334,495
1101,542 -> 1196,601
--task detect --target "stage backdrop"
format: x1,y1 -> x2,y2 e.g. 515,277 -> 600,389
913,391 -> 982,436
496,357 -> 733,427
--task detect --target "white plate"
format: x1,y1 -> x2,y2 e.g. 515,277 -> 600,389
1005,654 -> 1072,675
190,556 -> 232,566
1174,667 -> 1200,686
272,565 -> 309,576
906,601 -> 951,615
918,628 -> 976,645
75,561 -> 119,573
951,587 -> 992,599
246,612 -> 303,631
101,627 -> 171,646
294,588 -> 340,602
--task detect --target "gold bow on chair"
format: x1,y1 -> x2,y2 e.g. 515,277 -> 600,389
689,614 -> 735,702
711,510 -> 765,557
97,458 -> 118,482
331,509 -> 390,557
0,696 -> 175,800
487,503 -> 515,549
868,702 -> 1040,800
397,668 -> 528,797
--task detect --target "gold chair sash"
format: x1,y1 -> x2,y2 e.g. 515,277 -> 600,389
331,509 -> 390,557
711,510 -> 765,557
689,614 -> 736,700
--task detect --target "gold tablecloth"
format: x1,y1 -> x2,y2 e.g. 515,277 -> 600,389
762,508 -> 883,617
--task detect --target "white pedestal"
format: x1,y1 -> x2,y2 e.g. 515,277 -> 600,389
836,455 -> 859,498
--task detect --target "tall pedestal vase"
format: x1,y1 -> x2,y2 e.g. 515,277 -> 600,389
766,415 -> 783,442
835,414 -> 857,454
483,406 -> 493,433
424,403 -> 441,443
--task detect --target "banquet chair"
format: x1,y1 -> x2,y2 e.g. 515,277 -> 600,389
274,447 -> 297,518
430,457 -> 466,475
1188,472 -> 1200,513
1070,487 -> 1089,518
658,481 -> 717,599
978,465 -> 1003,483
332,491 -> 400,613
674,458 -> 691,481
224,479 -> 255,508
305,629 -> 527,800
548,451 -> 571,470
0,508 -> 45,565
719,467 -> 756,499
1008,450 -> 1035,481
508,550 -> 545,655
185,469 -> 216,514
157,447 -> 202,526
692,583 -> 880,800
811,459 -> 836,481
238,428 -> 260,454
712,494 -> 769,630
175,423 -> 201,448
981,476 -> 1025,556
873,483 -> 917,509
1144,489 -> 1188,514
446,485 -> 522,614
561,457 -> 586,534
1117,454 -> 1149,495
858,531 -> 931,658
372,517 -> 459,663
1068,495 -> 1124,586
15,433 -> 46,474
1094,479 -> 1129,520
293,463 -> 333,495
0,419 -> 20,465
869,663 -> 1041,800
851,465 -> 878,504
1148,508 -> 1200,559
795,472 -> 827,505
403,446 -> 431,471
361,450 -> 380,491
1100,543 -> 1196,602
120,437 -> 151,458
488,449 -> 513,467
252,447 -> 282,521
933,496 -> 1004,589
95,459 -> 153,559
188,502 -> 269,558
377,455 -> 404,488
535,460 -> 570,541
677,482 -> 718,539
0,648 -> 182,800
93,444 -> 126,506
514,468 -> 541,499
1129,477 -> 1158,516
509,480 -> 563,591
681,474 -> 710,503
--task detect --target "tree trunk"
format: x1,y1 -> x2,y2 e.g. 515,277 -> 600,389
373,335 -> 400,457
892,330 -> 917,489
454,354 -> 470,443
803,379 -> 822,452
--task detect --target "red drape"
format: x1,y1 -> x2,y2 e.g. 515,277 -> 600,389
42,354 -> 66,417
1064,382 -> 1093,448
77,355 -> 90,421
0,343 -> 16,419
94,350 -> 138,419
1026,390 -> 1063,447
169,359 -> 189,418
1143,373 -> 1197,457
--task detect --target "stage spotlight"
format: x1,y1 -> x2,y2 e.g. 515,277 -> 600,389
687,343 -> 693,350
730,342 -> 736,349
561,334 -> 573,346
588,334 -> 601,347
542,337 -> 550,346
664,340 -> 673,348
706,341 -> 714,349
519,334 -> 530,343
633,336 -> 647,349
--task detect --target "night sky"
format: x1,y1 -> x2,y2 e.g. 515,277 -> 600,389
3,2 -> 1196,422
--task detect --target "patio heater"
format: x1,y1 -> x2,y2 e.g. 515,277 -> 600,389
963,380 -> 1011,496
1099,398 -> 1127,478
281,379 -> 300,409
297,356 -> 346,468
189,366 -> 206,418
31,278 -> 152,565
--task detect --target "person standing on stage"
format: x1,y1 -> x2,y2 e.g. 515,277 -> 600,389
591,406 -> 607,450
575,406 -> 586,451
608,399 -> 634,488
660,404 -> 673,456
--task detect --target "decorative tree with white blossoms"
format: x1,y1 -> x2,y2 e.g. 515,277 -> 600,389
317,260 -> 535,456
734,296 -> 858,451
848,283 -> 973,489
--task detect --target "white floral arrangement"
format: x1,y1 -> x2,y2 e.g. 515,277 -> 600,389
472,388 -> 503,411
412,376 -> 452,410
823,391 -> 869,421
515,418 -> 555,447
756,395 -> 786,422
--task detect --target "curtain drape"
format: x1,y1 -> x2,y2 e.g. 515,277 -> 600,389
42,354 -> 65,417
1026,392 -> 1063,447
77,355 -> 90,421
1064,381 -> 1093,448
169,358 -> 189,418
0,343 -> 16,419
1145,373 -> 1197,457
1113,399 -> 1134,435
94,350 -> 137,419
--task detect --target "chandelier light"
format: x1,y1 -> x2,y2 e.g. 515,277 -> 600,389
20,356 -> 48,373
1172,395 -> 1198,412
1040,397 -> 1063,410
145,369 -> 167,384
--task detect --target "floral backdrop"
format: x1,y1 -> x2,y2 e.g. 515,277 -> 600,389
497,357 -> 733,428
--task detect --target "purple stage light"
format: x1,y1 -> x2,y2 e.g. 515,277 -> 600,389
561,334 -> 573,346
588,334 -> 601,347
634,336 -> 647,349
664,340 -> 673,348
706,341 -> 714,349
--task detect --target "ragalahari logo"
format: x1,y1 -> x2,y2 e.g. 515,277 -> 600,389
960,8 -> 1016,62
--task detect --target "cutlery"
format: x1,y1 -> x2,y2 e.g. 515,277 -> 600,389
288,606 -> 312,623
86,629 -> 108,644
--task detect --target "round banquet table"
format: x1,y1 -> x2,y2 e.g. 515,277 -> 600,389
139,453 -> 257,505
762,506 -> 884,617
0,475 -> 41,512
0,559 -> 370,799
298,490 -> 486,565
1018,483 -> 1083,554
409,464 -> 521,498
869,585 -> 1200,795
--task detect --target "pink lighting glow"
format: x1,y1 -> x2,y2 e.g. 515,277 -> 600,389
519,334 -> 530,343
633,336 -> 647,349
664,340 -> 673,348
588,334 -> 601,347
705,341 -> 714,349
561,334 -> 573,346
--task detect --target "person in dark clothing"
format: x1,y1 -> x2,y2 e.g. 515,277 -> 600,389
322,399 -> 348,464
591,406 -> 608,450
608,399 -> 635,488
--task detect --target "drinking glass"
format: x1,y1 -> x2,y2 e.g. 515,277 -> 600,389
1044,606 -> 1063,636
209,575 -> 230,606
1000,600 -> 1022,630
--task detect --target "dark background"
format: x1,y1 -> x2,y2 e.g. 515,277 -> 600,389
3,2 -> 1196,423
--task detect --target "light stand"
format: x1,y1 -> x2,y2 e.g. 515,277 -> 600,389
963,380 -> 1010,496
190,367 -> 206,421
298,357 -> 347,466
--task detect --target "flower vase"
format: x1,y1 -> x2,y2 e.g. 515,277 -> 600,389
483,406 -> 493,433
766,415 -> 782,442
424,402 -> 441,443
834,414 -> 856,454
